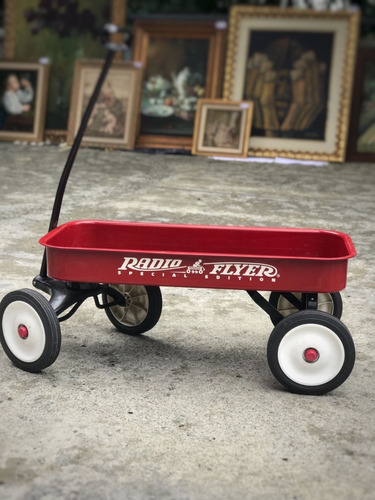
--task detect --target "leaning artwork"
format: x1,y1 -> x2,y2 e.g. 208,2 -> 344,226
0,61 -> 49,142
224,6 -> 360,161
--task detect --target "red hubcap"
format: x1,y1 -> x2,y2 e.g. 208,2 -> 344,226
18,324 -> 29,339
304,348 -> 319,363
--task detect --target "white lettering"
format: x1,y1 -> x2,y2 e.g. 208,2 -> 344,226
138,258 -> 151,270
233,264 -> 247,275
118,257 -> 138,271
221,264 -> 234,275
210,264 -> 224,275
118,257 -> 182,272
242,265 -> 259,277
150,258 -> 164,270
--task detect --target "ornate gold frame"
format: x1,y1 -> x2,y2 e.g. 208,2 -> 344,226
223,6 -> 360,162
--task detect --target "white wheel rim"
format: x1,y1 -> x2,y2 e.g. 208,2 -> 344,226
109,285 -> 149,326
278,323 -> 345,386
277,293 -> 334,317
2,301 -> 46,363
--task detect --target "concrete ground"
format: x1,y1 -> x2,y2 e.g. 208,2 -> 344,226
0,142 -> 374,499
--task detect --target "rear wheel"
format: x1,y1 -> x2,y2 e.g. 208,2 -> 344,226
269,291 -> 342,325
103,284 -> 162,335
267,311 -> 355,395
0,289 -> 61,372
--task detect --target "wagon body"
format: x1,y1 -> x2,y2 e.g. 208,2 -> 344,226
39,220 -> 356,293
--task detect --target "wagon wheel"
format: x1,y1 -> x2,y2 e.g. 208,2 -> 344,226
0,289 -> 61,372
103,284 -> 162,335
269,291 -> 342,325
267,311 -> 355,395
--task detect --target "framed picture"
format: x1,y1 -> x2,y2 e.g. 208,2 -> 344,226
347,46 -> 375,162
132,19 -> 227,149
192,99 -> 253,157
0,61 -> 49,142
3,0 -> 126,132
67,59 -> 142,150
223,6 -> 360,162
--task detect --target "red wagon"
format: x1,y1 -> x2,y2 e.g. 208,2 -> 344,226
0,27 -> 357,395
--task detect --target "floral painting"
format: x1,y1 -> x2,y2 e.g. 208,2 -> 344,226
140,38 -> 209,137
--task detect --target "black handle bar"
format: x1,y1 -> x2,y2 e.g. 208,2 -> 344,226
39,28 -> 127,277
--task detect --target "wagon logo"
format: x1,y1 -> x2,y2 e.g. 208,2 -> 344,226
118,257 -> 184,272
186,260 -> 205,274
118,257 -> 278,279
208,262 -> 278,278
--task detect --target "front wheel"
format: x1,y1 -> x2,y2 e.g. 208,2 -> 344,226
0,289 -> 61,372
269,291 -> 343,326
267,311 -> 355,395
103,284 -> 162,335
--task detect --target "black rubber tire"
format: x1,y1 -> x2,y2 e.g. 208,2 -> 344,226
267,310 -> 355,395
0,289 -> 61,372
269,291 -> 343,326
103,284 -> 162,335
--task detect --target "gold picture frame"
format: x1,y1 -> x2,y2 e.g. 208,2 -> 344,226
192,99 -> 253,158
0,61 -> 50,142
132,19 -> 227,150
67,59 -> 142,150
223,6 -> 360,162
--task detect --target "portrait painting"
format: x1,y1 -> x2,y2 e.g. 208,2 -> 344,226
224,7 -> 360,161
192,99 -> 253,157
0,61 -> 49,142
67,60 -> 142,150
347,47 -> 375,162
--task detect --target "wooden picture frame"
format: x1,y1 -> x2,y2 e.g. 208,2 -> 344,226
132,19 -> 227,150
0,61 -> 49,142
3,0 -> 126,133
346,46 -> 375,162
67,59 -> 142,150
192,99 -> 253,158
223,6 -> 360,162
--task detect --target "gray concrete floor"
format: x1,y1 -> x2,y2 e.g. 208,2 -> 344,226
0,142 -> 374,499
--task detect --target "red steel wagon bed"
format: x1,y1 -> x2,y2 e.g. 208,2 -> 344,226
40,220 -> 355,294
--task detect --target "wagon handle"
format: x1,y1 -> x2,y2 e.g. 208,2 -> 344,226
40,26 -> 126,278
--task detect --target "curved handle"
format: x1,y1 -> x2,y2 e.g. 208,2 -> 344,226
39,45 -> 118,277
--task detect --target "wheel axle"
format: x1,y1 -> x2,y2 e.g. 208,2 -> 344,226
304,347 -> 319,363
17,324 -> 29,339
